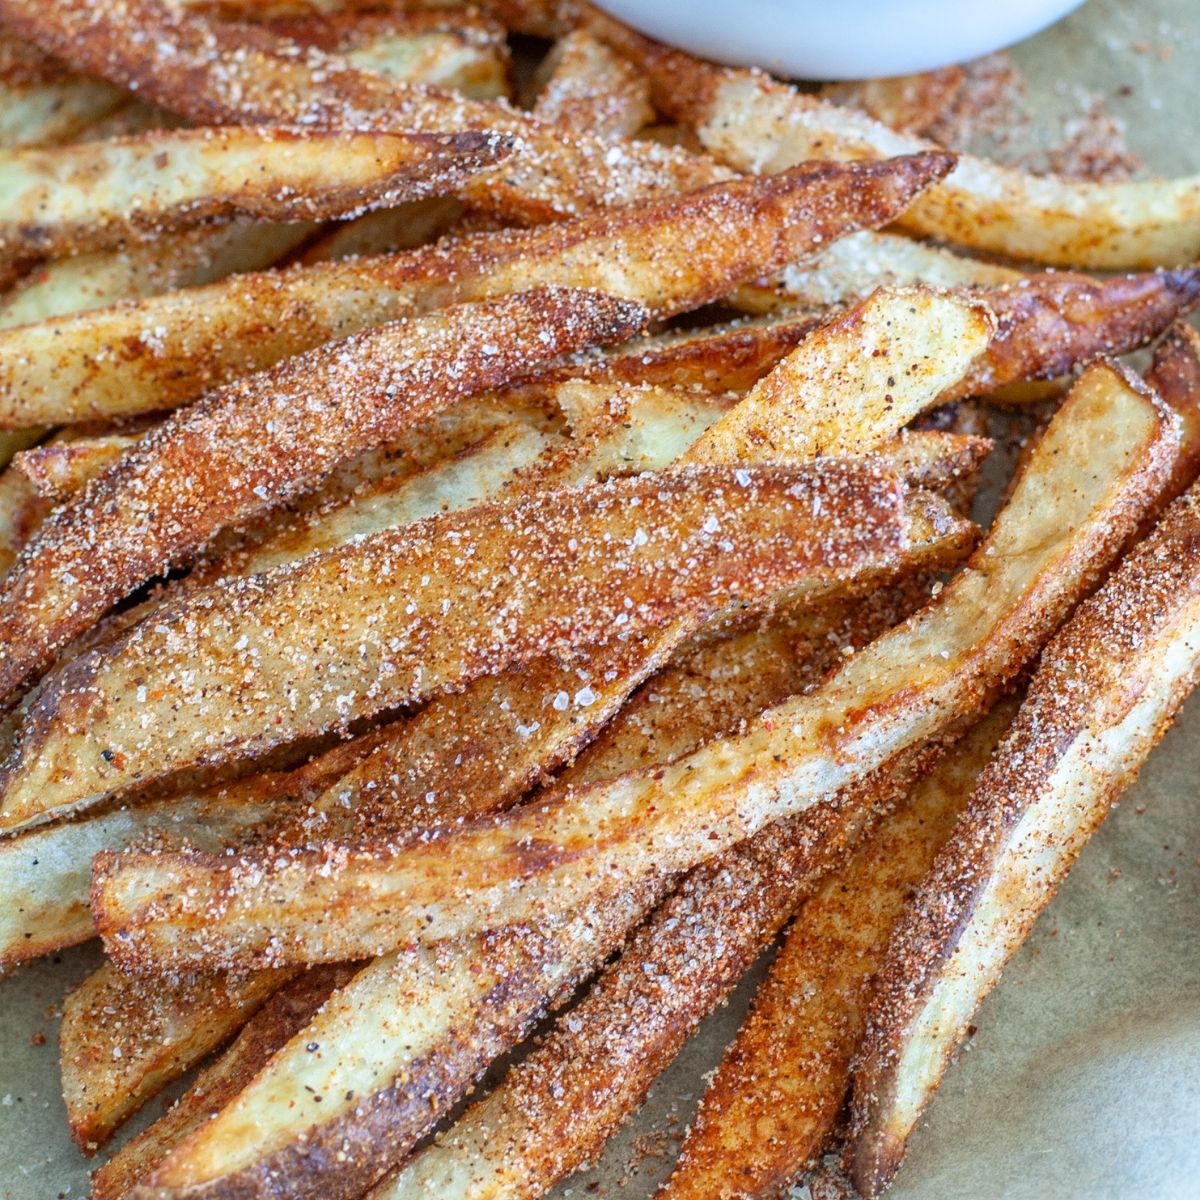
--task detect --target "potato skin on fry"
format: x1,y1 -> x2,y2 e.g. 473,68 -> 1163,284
0,286 -> 645,708
0,126 -> 510,259
0,153 -> 953,430
846,397 -> 1200,1200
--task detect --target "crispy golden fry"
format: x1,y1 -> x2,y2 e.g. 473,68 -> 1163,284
0,29 -> 126,149
659,703 -> 1014,1200
594,21 -> 1200,268
9,432 -> 137,502
0,286 -> 644,706
98,361 -> 1182,971
135,882 -> 669,1200
9,461 -> 907,832
846,480 -> 1200,1197
61,962 -> 291,1151
1147,322 -> 1200,495
90,965 -> 357,1200
532,28 -> 653,139
0,736 -> 373,967
0,12 -> 504,330
0,0 -> 729,225
733,229 -> 1019,314
0,125 -> 508,259
0,154 -> 950,429
373,775 -> 910,1200
675,287 -> 991,461
0,448 -> 44,575
266,8 -> 512,101
951,268 -> 1200,400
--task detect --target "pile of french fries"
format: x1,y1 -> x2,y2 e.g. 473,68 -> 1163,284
0,1 -> 1198,1197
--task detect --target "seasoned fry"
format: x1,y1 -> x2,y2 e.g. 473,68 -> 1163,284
90,965 -> 358,1200
532,28 -> 653,139
1147,321 -> 1200,494
0,286 -> 644,706
659,703 -> 1014,1200
593,20 -> 1200,268
0,736 -> 374,967
0,126 -> 508,259
846,479 -> 1200,1197
61,963 -> 291,1151
734,229 -> 1019,315
9,432 -> 138,503
0,154 -> 951,428
266,8 -> 512,101
0,0 -> 729,224
0,29 -> 126,149
374,770 -> 913,1200
160,285 -> 983,857
135,881 -> 670,1200
95,361 -> 1181,971
7,461 -> 907,831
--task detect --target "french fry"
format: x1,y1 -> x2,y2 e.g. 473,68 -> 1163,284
0,11 -> 509,330
133,879 -> 671,1200
130,285 -> 984,860
94,360 -> 1181,971
1147,321 -> 1200,495
0,447 -> 44,575
658,702 -> 1014,1200
9,432 -> 138,503
0,736 -> 374,967
90,964 -> 358,1200
846,478 -> 1200,1197
0,154 -> 950,429
60,962 -> 293,1153
103,552 -> 940,1200
0,0 -> 730,225
532,28 -> 653,139
296,197 -> 465,264
0,125 -> 509,259
6,460 -> 908,831
733,229 -> 1020,315
0,286 -> 644,706
0,29 -> 126,149
593,18 -> 1200,269
266,8 -> 512,101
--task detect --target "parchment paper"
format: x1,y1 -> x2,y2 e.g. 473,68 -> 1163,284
2,2 -> 1198,1197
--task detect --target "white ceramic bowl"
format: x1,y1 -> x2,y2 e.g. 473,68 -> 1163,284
593,0 -> 1087,79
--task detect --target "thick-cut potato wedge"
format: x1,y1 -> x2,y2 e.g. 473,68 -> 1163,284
0,13 -> 506,331
10,432 -> 137,502
0,154 -> 950,429
0,287 -> 644,706
847,479 -> 1200,1197
532,28 -> 653,139
951,268 -> 1200,400
266,8 -> 512,101
0,29 -> 126,149
0,736 -> 373,967
90,964 -> 357,1200
135,882 -> 669,1200
6,461 -> 907,831
0,0 -> 729,225
734,229 -> 1020,315
595,21 -> 1200,268
660,703 -> 1014,1200
97,361 -> 1182,970
104,284 -> 978,863
1147,322 -> 1200,495
0,125 -> 508,259
61,963 -> 292,1151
